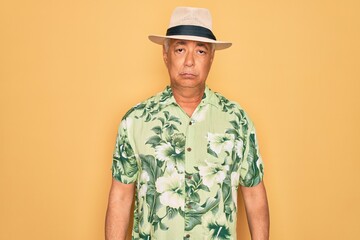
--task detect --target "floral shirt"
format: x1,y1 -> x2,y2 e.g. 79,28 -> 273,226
112,86 -> 264,240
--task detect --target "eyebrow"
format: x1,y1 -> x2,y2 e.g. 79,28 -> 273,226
196,42 -> 209,50
174,40 -> 187,46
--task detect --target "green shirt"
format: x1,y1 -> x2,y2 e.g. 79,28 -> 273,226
112,86 -> 264,240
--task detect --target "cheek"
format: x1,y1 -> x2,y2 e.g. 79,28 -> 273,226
168,60 -> 182,71
167,62 -> 180,78
199,60 -> 212,74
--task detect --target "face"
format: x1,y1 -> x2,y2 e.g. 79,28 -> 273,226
163,39 -> 215,90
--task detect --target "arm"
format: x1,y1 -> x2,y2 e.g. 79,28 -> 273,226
240,181 -> 270,240
105,179 -> 135,240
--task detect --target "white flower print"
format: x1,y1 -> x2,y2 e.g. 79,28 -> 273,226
111,87 -> 265,238
207,133 -> 235,155
139,171 -> 150,197
192,104 -> 209,122
155,133 -> 186,172
139,184 -> 148,197
155,142 -> 173,161
198,160 -> 229,188
155,170 -> 185,209
235,139 -> 244,158
140,171 -> 150,182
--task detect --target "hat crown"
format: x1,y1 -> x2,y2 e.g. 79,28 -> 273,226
168,7 -> 213,31
148,6 -> 232,50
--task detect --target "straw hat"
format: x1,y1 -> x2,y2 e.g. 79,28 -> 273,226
148,7 -> 232,50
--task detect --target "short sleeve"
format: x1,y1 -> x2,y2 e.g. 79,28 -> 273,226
238,120 -> 264,187
112,118 -> 139,184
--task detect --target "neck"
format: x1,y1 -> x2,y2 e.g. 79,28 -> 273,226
171,85 -> 205,117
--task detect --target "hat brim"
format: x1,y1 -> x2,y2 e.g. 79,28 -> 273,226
148,34 -> 232,50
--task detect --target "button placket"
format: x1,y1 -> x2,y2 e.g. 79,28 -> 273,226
184,116 -> 196,239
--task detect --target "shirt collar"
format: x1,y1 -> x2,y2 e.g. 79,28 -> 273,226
159,85 -> 220,109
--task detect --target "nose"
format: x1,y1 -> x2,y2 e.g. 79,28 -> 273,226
184,52 -> 195,67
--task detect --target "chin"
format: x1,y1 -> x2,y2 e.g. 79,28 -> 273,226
174,82 -> 205,89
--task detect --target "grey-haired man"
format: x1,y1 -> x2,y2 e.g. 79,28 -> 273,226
106,7 -> 269,240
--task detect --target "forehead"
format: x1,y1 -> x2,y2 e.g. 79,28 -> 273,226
169,39 -> 211,48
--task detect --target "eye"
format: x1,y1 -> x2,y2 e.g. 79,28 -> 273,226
197,49 -> 207,55
175,48 -> 185,53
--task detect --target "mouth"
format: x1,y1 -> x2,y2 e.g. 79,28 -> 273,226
180,72 -> 198,79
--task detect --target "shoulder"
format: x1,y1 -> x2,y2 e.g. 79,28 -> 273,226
212,90 -> 246,114
121,87 -> 172,121
211,90 -> 255,128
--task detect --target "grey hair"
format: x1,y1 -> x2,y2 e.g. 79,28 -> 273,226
163,39 -> 171,53
163,39 -> 215,53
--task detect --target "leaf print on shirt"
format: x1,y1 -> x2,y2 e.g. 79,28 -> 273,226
203,212 -> 231,240
112,87 -> 264,239
157,111 -> 182,136
185,172 -> 210,204
134,100 -> 159,122
140,154 -> 163,225
139,223 -> 152,240
215,93 -> 237,114
159,86 -> 173,103
184,195 -> 220,231
155,133 -> 186,172
241,132 -> 263,187
145,110 -> 182,148
112,123 -> 138,183
221,177 -> 235,222
145,110 -> 184,172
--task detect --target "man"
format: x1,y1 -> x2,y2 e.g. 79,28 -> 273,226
106,7 -> 269,240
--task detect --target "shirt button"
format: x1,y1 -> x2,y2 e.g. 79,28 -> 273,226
189,121 -> 193,125
185,234 -> 190,238
187,147 -> 192,152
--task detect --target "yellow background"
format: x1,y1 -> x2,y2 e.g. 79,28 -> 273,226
1,0 -> 359,239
